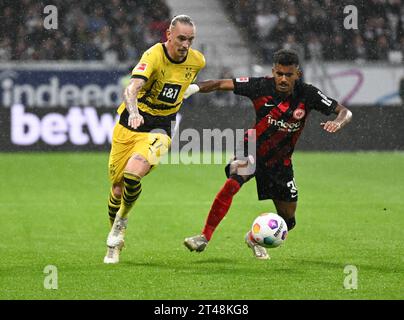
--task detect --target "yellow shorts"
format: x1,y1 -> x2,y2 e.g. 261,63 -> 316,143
108,123 -> 171,184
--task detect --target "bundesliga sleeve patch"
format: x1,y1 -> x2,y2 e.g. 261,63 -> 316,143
293,108 -> 306,120
236,77 -> 249,82
134,62 -> 148,72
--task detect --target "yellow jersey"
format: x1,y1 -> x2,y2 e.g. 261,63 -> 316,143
117,43 -> 205,135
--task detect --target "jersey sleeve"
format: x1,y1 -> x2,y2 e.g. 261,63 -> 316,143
191,52 -> 206,83
131,48 -> 158,81
199,53 -> 206,70
305,84 -> 338,115
233,77 -> 267,99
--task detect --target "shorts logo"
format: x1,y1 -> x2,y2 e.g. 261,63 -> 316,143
236,77 -> 249,82
293,108 -> 305,120
134,63 -> 148,72
109,164 -> 116,177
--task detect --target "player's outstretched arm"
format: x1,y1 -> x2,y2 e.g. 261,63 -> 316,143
321,104 -> 352,133
183,79 -> 234,99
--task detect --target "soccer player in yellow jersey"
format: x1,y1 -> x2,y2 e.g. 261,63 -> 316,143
104,15 -> 205,264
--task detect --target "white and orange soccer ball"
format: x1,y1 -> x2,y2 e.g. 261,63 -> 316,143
250,213 -> 288,248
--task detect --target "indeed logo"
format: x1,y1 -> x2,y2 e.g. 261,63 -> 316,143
267,115 -> 301,132
11,104 -> 119,146
1,77 -> 123,108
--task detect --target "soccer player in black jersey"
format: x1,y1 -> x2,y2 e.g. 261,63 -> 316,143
183,49 -> 352,259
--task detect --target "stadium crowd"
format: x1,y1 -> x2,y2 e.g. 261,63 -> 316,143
223,0 -> 404,63
0,0 -> 170,62
1,0 -> 403,63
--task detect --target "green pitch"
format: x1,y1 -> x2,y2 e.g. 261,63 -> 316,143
0,152 -> 403,300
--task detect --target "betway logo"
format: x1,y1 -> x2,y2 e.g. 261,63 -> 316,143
11,104 -> 119,145
267,115 -> 301,132
1,77 -> 122,107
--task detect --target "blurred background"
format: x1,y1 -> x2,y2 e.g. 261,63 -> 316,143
0,0 -> 403,152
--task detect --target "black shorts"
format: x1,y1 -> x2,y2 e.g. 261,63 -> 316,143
225,161 -> 298,202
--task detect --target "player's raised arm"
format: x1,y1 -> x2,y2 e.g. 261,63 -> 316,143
124,78 -> 146,129
183,79 -> 234,98
321,104 -> 352,133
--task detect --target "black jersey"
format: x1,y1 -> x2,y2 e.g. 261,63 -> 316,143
233,77 -> 337,167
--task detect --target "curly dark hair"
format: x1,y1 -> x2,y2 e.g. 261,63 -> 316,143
273,49 -> 300,67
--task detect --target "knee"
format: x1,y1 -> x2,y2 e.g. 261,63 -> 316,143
126,154 -> 151,177
229,160 -> 244,175
112,184 -> 123,198
229,160 -> 253,183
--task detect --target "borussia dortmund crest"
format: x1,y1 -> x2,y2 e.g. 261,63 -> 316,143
185,67 -> 193,80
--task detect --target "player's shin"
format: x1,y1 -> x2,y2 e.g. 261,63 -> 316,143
107,172 -> 142,249
108,189 -> 121,228
285,217 -> 296,231
202,175 -> 244,241
116,171 -> 142,219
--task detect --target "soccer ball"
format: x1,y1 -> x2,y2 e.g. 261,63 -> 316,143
250,213 -> 288,248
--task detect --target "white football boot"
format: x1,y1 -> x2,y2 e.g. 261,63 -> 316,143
104,215 -> 128,264
103,241 -> 125,264
184,234 -> 208,252
245,231 -> 270,260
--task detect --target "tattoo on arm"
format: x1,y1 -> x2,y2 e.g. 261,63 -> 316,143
125,79 -> 145,114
